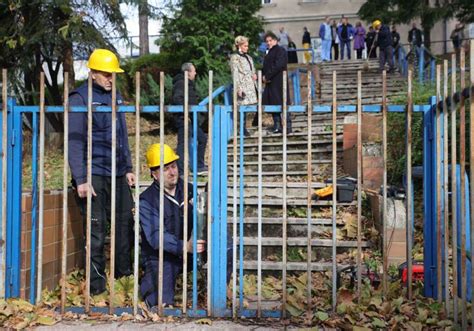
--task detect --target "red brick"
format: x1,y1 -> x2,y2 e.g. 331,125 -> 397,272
21,231 -> 31,251
43,209 -> 60,228
22,194 -> 32,212
22,213 -> 32,231
43,193 -> 61,210
43,226 -> 56,246
21,251 -> 32,270
42,244 -> 58,264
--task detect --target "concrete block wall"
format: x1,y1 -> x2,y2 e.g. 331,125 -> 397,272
20,190 -> 83,299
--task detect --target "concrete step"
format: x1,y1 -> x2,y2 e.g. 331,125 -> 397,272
227,138 -> 341,150
239,260 -> 351,271
241,236 -> 369,247
226,217 -> 332,225
228,198 -> 355,207
227,159 -> 331,166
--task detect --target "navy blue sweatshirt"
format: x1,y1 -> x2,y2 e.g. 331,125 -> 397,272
68,82 -> 132,185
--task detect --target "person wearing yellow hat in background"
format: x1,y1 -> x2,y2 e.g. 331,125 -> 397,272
373,20 -> 395,73
68,49 -> 135,295
139,143 -> 205,307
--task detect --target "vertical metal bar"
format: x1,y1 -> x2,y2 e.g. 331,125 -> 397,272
382,70 -> 388,296
356,71 -> 362,300
85,74 -> 93,313
435,64 -> 442,304
442,60 -> 449,316
192,82 -> 198,311
1,69 -> 7,299
207,71 -> 213,316
282,71 -> 288,318
109,73 -> 117,315
29,107 -> 37,304
407,69 -> 413,300
460,49 -> 467,330
158,71 -> 165,315
470,40 -> 474,327
60,72 -> 69,313
257,70 -> 263,318
306,70 -> 312,318
238,84 -> 245,315
331,71 -> 337,312
133,72 -> 141,316
182,71 -> 189,314
450,53 -> 458,325
232,72 -> 238,319
36,72 -> 45,304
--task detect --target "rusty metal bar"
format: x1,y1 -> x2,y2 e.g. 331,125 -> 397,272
331,71 -> 337,312
450,53 -> 458,324
85,74 -> 93,312
109,73 -> 117,315
306,70 -> 312,318
158,72 -> 165,315
470,40 -> 474,327
282,71 -> 288,318
36,72 -> 45,304
1,69 -> 6,299
182,70 -> 189,314
60,72 -> 69,313
459,50 -> 467,330
207,71 -> 213,316
435,64 -> 442,305
133,72 -> 141,316
232,73 -> 238,318
356,70 -> 362,300
382,70 -> 388,296
257,70 -> 263,318
442,60 -> 449,316
406,69 -> 413,300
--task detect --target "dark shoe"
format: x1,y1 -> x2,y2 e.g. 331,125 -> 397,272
270,127 -> 282,134
197,166 -> 208,176
243,128 -> 250,137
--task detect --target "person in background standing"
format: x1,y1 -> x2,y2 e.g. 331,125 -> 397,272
353,21 -> 366,60
391,25 -> 400,61
408,22 -> 422,48
278,26 -> 290,50
451,23 -> 465,57
331,20 -> 339,60
337,17 -> 354,60
373,20 -> 395,73
319,16 -> 332,61
365,26 -> 377,58
302,27 -> 312,64
287,39 -> 298,64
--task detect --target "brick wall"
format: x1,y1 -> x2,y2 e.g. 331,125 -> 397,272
20,190 -> 83,299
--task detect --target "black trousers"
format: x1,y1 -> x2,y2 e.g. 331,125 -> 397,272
75,175 -> 134,294
332,42 -> 339,60
356,49 -> 363,59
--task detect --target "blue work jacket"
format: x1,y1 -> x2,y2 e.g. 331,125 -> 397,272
68,82 -> 132,185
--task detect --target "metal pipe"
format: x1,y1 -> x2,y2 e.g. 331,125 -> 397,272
239,82 -> 245,316
133,72 -> 141,316
207,71 -> 213,316
306,70 -> 312,318
257,70 -> 263,318
470,40 -> 474,327
158,72 -> 165,315
36,72 -> 45,304
192,76 -> 198,312
282,71 -> 288,318
435,65 -> 442,304
406,69 -> 413,300
331,71 -> 337,312
382,70 -> 388,296
232,72 -> 238,318
442,60 -> 449,316
450,53 -> 458,324
356,71 -> 362,301
182,71 -> 189,314
60,72 -> 69,313
109,73 -> 117,315
459,50 -> 467,330
1,69 -> 7,299
85,74 -> 93,313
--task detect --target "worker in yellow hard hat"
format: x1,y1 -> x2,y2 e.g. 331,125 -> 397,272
372,20 -> 396,73
68,49 -> 135,295
139,143 -> 207,307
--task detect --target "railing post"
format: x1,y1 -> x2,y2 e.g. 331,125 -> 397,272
5,97 -> 21,298
419,46 -> 425,84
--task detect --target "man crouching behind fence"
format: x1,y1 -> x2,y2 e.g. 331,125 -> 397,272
68,49 -> 135,295
139,144 -> 206,307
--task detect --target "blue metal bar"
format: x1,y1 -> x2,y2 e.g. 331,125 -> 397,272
419,46 -> 425,84
431,59 -> 436,83
192,105 -> 198,310
238,103 -> 245,312
198,86 -> 227,106
29,112 -> 38,304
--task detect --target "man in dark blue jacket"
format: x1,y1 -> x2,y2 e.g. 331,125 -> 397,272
373,20 -> 395,73
139,143 -> 205,307
68,49 -> 135,295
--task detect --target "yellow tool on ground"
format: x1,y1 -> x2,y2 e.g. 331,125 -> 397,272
312,185 -> 333,200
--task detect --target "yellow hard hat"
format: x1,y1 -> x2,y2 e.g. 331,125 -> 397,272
146,143 -> 179,168
87,49 -> 124,73
372,20 -> 382,28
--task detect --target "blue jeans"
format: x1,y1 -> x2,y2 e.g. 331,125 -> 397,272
340,40 -> 351,60
321,39 -> 332,61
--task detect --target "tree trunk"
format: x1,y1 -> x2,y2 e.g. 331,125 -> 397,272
139,0 -> 149,56
63,41 -> 75,93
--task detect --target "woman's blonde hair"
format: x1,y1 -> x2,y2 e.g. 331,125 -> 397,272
234,36 -> 249,49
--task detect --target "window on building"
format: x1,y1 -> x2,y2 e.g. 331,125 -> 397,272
262,0 -> 272,4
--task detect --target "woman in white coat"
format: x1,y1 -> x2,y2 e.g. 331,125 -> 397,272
230,36 -> 258,136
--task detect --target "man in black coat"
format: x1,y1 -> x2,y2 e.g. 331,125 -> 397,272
172,63 -> 208,175
408,23 -> 422,48
262,31 -> 292,134
374,20 -> 395,73
365,26 -> 377,58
